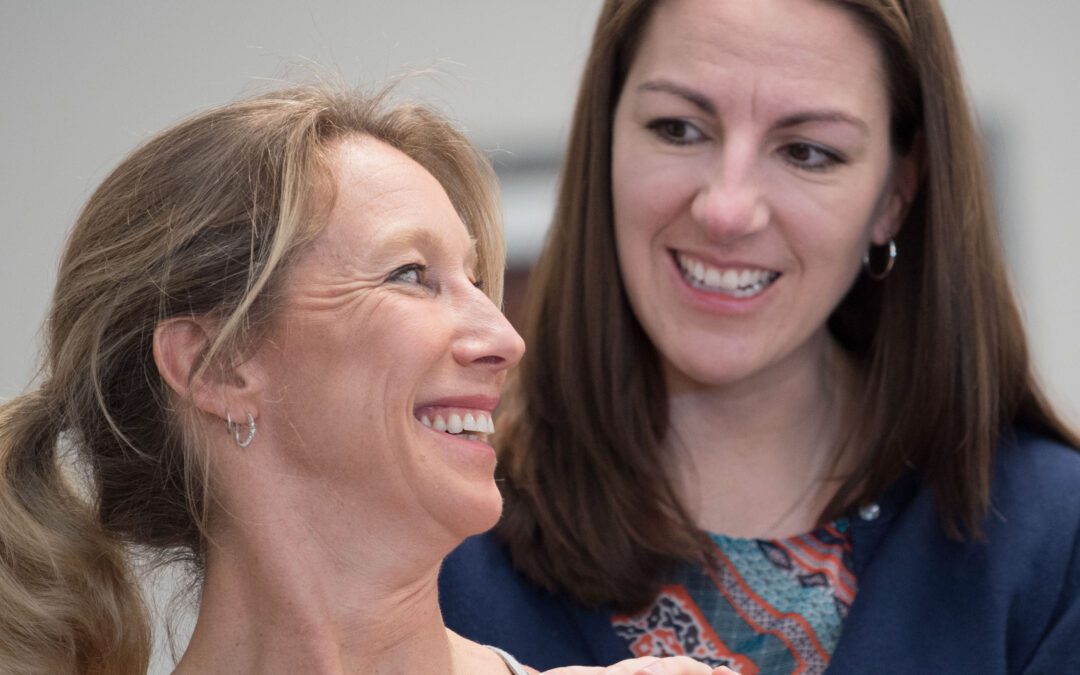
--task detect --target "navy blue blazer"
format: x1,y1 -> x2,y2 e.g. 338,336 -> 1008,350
440,430 -> 1080,673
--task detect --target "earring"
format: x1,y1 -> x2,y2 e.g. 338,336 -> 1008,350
863,238 -> 897,280
226,412 -> 256,448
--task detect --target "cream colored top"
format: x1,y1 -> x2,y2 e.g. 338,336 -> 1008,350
487,645 -> 529,675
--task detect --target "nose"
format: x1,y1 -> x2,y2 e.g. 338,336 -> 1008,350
452,289 -> 526,372
690,148 -> 770,242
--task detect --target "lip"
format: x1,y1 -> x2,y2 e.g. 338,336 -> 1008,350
413,394 -> 500,413
415,418 -> 499,468
412,394 -> 501,461
417,421 -> 497,448
672,248 -> 780,275
667,248 -> 780,315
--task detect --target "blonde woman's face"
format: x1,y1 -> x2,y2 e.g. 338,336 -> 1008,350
253,137 -> 523,546
611,0 -> 916,393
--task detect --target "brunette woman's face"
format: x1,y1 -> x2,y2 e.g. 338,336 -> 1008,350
611,0 -> 916,392
254,137 -> 524,544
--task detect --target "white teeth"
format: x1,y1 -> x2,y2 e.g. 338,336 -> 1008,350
675,252 -> 778,297
418,408 -> 495,437
448,414 -> 463,434
461,412 -> 490,434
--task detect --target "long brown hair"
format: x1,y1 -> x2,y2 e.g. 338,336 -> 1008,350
495,0 -> 1079,612
0,84 -> 504,674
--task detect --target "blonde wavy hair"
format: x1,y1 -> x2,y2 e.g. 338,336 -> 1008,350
0,84 -> 504,674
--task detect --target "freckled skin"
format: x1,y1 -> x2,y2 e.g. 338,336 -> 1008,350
611,0 -> 916,397
250,137 -> 524,551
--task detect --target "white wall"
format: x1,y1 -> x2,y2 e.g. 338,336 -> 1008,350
1,1 -> 1077,671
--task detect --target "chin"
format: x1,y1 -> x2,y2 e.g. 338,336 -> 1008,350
469,486 -> 505,534
663,352 -> 757,389
438,484 -> 504,543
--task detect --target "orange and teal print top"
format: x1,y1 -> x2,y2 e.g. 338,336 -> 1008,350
611,521 -> 856,675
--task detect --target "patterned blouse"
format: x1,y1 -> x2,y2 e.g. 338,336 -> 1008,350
612,521 -> 856,674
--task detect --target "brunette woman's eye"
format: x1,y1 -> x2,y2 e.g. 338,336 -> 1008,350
646,118 -> 705,146
782,142 -> 844,171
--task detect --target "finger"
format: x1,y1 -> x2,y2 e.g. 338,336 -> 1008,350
601,656 -> 662,674
635,655 -> 716,674
542,668 -> 605,675
712,668 -> 739,675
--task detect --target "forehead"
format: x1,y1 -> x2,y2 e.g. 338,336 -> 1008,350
311,136 -> 475,265
631,0 -> 887,112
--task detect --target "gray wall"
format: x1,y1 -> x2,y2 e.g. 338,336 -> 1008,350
942,1 -> 1080,427
0,0 -> 603,399
1,2 -> 1078,671
3,2 -> 1077,422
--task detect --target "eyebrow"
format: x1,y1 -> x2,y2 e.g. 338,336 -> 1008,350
638,80 -> 716,115
776,111 -> 869,136
370,226 -> 480,271
368,227 -> 438,255
638,79 -> 869,135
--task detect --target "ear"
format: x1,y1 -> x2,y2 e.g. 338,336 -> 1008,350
152,317 -> 262,423
871,133 -> 924,245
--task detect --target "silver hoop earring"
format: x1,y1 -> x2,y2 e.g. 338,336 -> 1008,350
862,238 -> 897,280
226,412 -> 256,448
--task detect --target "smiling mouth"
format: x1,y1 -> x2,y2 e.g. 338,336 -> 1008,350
674,251 -> 780,298
415,407 -> 495,442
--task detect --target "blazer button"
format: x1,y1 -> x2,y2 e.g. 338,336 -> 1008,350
858,503 -> 881,521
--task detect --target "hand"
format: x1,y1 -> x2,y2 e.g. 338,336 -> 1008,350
543,655 -> 737,675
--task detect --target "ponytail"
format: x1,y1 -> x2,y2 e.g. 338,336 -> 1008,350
0,389 -> 149,675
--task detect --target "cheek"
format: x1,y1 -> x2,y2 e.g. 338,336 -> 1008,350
262,314 -> 393,433
613,147 -> 699,237
777,177 -> 885,267
613,174 -> 691,292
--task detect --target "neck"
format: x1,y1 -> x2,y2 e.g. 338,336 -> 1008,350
176,535 -> 449,674
666,331 -> 859,538
172,469 -> 501,674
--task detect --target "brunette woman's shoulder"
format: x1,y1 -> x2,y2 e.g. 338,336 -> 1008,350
994,427 -> 1080,511
440,532 -> 616,669
818,427 -> 1080,672
989,427 -> 1080,671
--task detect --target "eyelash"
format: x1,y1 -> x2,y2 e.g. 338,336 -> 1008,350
387,263 -> 430,287
646,118 -> 705,146
647,118 -> 845,172
388,264 -> 486,296
781,142 -> 845,171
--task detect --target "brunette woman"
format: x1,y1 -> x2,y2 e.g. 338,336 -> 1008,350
441,1 -> 1080,672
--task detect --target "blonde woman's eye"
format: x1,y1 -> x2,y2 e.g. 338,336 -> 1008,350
646,118 -> 705,146
387,263 -> 427,286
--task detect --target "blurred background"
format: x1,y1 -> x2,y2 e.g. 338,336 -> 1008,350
2,2 -> 1078,671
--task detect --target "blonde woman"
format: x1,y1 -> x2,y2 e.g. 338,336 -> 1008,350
0,86 -> 732,675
